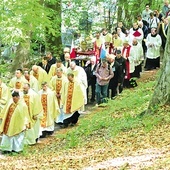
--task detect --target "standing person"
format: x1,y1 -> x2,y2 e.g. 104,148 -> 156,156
159,17 -> 169,50
9,69 -> 28,92
38,56 -> 51,73
84,56 -> 97,103
0,91 -> 30,153
63,52 -> 71,68
131,38 -> 144,78
60,47 -> 70,62
137,14 -> 149,28
107,54 -> 121,99
117,27 -> 126,42
115,50 -> 126,94
115,21 -> 127,34
144,28 -> 162,70
128,22 -> 144,45
0,78 -> 10,114
46,52 -> 56,69
49,68 -> 68,124
48,58 -> 67,80
23,83 -> 43,145
147,12 -> 160,33
38,82 -> 59,138
122,39 -> 136,88
162,0 -> 169,17
61,73 -> 84,128
112,31 -> 123,50
67,61 -> 88,109
93,32 -> 103,62
30,65 -> 48,90
95,59 -> 114,106
24,70 -> 39,92
138,21 -> 148,56
142,4 -> 153,26
101,28 -> 112,53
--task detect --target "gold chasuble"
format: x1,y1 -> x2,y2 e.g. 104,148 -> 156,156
62,80 -> 84,114
15,82 -> 22,89
33,72 -> 39,80
41,94 -> 47,127
3,103 -> 17,135
66,82 -> 74,114
0,100 -> 30,137
23,95 -> 30,113
56,80 -> 62,105
53,72 -> 57,76
23,95 -> 31,129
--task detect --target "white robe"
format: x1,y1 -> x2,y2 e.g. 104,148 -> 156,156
131,43 -> 144,66
146,33 -> 162,59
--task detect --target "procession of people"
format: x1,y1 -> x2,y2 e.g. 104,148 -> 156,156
0,1 -> 169,154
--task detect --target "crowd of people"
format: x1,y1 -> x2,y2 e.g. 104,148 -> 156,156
0,1 -> 169,154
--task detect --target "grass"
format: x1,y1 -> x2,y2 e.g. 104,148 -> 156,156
55,78 -> 164,149
2,69 -> 170,169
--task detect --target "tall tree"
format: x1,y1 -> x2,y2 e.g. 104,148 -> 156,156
0,0 -> 62,71
145,17 -> 170,114
43,0 -> 62,57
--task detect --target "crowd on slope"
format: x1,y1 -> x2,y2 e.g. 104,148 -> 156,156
0,1 -> 169,154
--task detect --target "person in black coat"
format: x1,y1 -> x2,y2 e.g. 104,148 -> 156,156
84,57 -> 97,103
159,17 -> 169,50
46,52 -> 56,69
107,54 -> 121,99
38,56 -> 51,73
115,50 -> 126,94
138,21 -> 148,56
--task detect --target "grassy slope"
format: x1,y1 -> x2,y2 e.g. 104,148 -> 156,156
0,70 -> 170,169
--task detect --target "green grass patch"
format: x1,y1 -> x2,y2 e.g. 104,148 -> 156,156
55,78 -> 170,149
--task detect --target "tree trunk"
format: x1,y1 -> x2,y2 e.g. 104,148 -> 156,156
10,40 -> 30,72
145,18 -> 170,114
45,0 -> 62,57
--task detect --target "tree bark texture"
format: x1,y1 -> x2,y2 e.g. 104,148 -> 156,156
146,18 -> 170,114
10,41 -> 30,72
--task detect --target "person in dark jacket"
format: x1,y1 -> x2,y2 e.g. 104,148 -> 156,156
46,52 -> 56,69
38,56 -> 51,73
84,56 -> 97,103
115,49 -> 126,94
107,54 -> 121,99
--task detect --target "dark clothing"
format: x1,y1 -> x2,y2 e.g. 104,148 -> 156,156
115,57 -> 126,93
48,57 -> 56,68
60,54 -> 65,62
84,63 -> 97,102
108,61 -> 121,98
63,61 -> 70,68
123,75 -> 138,88
63,111 -> 80,127
133,64 -> 142,78
142,25 -> 149,54
38,62 -> 51,73
145,57 -> 160,70
159,23 -> 168,50
115,26 -> 127,34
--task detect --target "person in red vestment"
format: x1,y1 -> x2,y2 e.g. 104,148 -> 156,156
122,39 -> 137,88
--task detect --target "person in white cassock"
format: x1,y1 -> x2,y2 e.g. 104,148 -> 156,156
144,28 -> 162,70
130,38 -> 144,78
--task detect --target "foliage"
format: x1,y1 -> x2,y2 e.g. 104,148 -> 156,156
117,0 -> 163,28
